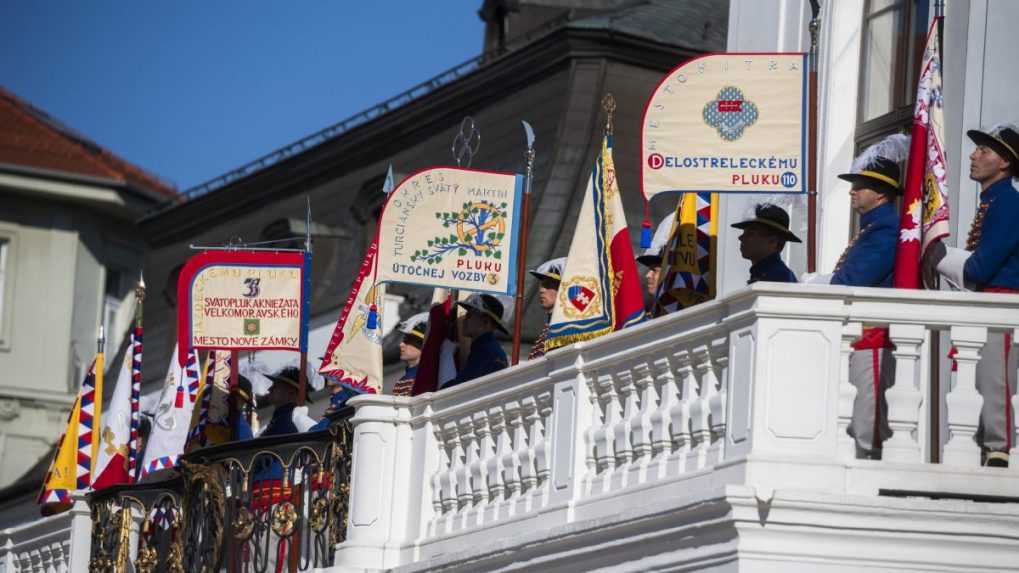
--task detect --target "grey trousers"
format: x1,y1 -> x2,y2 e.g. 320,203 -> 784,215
848,347 -> 895,457
974,331 -> 1017,452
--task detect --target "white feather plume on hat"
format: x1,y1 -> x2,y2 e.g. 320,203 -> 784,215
850,133 -> 911,173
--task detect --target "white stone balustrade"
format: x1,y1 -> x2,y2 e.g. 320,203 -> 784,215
332,284 -> 1019,572
0,497 -> 90,573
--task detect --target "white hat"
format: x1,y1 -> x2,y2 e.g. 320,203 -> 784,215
636,212 -> 675,267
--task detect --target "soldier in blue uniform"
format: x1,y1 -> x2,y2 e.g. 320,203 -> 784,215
392,312 -> 428,396
259,366 -> 316,436
930,123 -> 1019,467
814,134 -> 909,459
528,257 -> 565,359
731,203 -> 799,284
442,294 -> 509,388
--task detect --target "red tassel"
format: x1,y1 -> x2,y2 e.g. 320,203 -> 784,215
175,387 -> 184,408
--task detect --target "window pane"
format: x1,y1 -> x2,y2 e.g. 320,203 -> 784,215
861,9 -> 900,121
0,240 -> 6,327
868,0 -> 900,15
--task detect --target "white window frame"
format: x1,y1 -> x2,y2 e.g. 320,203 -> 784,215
0,229 -> 16,351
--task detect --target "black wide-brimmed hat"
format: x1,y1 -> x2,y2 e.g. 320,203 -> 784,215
838,156 -> 902,195
731,203 -> 802,243
967,124 -> 1019,175
230,374 -> 255,406
264,366 -> 314,402
455,293 -> 509,335
838,133 -> 910,195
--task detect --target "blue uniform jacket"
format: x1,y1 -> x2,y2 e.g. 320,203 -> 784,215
445,332 -> 508,388
965,178 -> 1019,290
400,365 -> 418,382
748,252 -> 797,284
831,202 -> 898,287
261,403 -> 299,437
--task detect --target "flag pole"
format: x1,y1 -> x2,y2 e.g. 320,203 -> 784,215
298,195 -> 312,407
930,0 -> 945,464
807,0 -> 821,272
511,121 -> 536,365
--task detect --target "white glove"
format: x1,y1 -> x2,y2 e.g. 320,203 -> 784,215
291,406 -> 317,432
800,272 -> 833,285
936,246 -> 973,291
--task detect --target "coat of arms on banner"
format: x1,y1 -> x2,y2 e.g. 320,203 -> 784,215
560,276 -> 601,318
703,86 -> 759,141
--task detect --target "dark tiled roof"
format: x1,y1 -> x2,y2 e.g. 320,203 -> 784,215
0,86 -> 177,199
568,0 -> 728,52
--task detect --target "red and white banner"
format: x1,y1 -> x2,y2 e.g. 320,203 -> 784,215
93,329 -> 140,489
177,250 -> 310,366
318,236 -> 386,394
894,18 -> 951,288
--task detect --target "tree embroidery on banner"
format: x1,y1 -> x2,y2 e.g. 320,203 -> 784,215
411,200 -> 508,264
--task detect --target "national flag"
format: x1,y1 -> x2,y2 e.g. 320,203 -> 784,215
894,16 -> 951,288
38,355 -> 103,514
318,235 -> 386,394
93,328 -> 140,489
655,192 -> 718,314
546,135 -> 645,349
140,345 -> 199,478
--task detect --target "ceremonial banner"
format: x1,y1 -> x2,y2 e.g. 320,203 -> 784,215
38,355 -> 103,514
642,53 -> 808,197
894,18 -> 951,288
141,345 -> 199,478
377,167 -> 524,295
93,329 -> 141,489
177,250 -> 311,366
655,192 -> 718,314
319,236 -> 386,394
546,136 -> 645,349
185,350 -> 233,452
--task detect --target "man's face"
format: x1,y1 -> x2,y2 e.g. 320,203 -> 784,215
849,183 -> 887,214
644,266 -> 662,297
462,311 -> 489,338
738,224 -> 779,262
399,338 -> 423,364
537,278 -> 559,311
969,144 -> 1011,185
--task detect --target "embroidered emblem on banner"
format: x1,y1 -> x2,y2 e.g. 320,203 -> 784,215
351,285 -> 384,345
561,277 -> 601,318
243,318 -> 260,335
411,200 -> 508,264
703,86 -> 759,141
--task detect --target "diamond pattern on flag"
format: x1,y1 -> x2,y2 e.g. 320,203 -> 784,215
128,326 -> 142,481
75,356 -> 101,490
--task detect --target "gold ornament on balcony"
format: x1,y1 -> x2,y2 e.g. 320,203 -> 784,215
271,501 -> 298,537
232,505 -> 255,541
310,497 -> 330,532
135,546 -> 157,573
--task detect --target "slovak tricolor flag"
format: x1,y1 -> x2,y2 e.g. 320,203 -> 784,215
545,135 -> 645,349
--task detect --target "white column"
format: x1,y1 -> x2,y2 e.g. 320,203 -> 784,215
883,323 -> 926,463
943,326 -> 987,467
67,495 -> 92,573
333,395 -> 413,571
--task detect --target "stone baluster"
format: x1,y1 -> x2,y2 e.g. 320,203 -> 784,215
533,391 -> 553,487
487,407 -> 508,502
593,374 -> 621,473
884,324 -> 926,462
432,424 -> 451,515
669,350 -> 695,471
502,401 -> 524,499
470,411 -> 493,506
649,357 -> 677,460
631,363 -> 657,464
443,421 -> 464,513
944,326 -> 987,466
613,369 -> 637,468
583,373 -> 601,480
518,397 -> 539,493
708,337 -> 729,466
838,322 -> 863,461
457,417 -> 477,510
691,344 -> 716,469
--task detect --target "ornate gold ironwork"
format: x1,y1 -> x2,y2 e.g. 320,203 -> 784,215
232,505 -> 255,541
167,543 -> 185,573
271,501 -> 298,537
135,545 -> 157,573
309,497 -> 330,532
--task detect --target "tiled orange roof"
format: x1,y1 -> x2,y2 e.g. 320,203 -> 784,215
0,86 -> 177,199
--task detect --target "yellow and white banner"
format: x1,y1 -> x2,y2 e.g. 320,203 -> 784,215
377,167 -> 524,295
642,53 -> 808,198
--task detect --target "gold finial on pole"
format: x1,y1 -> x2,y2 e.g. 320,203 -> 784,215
601,93 -> 616,135
134,274 -> 146,326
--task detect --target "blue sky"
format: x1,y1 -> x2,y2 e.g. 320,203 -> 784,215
1,2 -> 484,190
